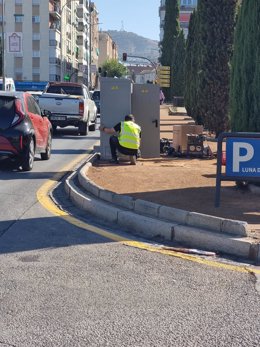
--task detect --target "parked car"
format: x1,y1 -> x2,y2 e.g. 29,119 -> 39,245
38,82 -> 97,135
91,90 -> 100,114
0,91 -> 52,171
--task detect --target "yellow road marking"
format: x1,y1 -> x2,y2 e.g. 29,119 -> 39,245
37,154 -> 260,275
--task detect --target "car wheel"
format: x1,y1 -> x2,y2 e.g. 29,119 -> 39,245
41,131 -> 52,160
21,137 -> 35,171
78,121 -> 88,136
89,119 -> 96,132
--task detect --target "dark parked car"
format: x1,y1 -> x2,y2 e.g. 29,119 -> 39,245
0,91 -> 52,171
91,90 -> 100,114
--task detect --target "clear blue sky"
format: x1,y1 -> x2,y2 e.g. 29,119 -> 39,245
93,0 -> 160,41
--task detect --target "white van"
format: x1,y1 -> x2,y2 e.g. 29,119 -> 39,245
0,78 -> 16,91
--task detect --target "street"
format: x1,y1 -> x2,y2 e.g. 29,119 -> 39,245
0,126 -> 259,347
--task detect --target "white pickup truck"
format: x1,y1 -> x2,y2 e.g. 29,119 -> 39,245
38,82 -> 97,135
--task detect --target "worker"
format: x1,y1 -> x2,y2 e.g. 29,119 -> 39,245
100,114 -> 141,164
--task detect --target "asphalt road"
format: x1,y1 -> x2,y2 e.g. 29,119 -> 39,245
0,126 -> 259,347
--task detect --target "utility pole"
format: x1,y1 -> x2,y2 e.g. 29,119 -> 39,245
1,0 -> 5,90
89,3 -> 93,89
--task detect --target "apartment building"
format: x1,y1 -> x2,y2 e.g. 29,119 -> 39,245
98,31 -> 118,67
159,0 -> 197,41
0,0 -> 94,85
88,2 -> 99,89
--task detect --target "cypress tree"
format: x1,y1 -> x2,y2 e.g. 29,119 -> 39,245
184,10 -> 198,119
172,30 -> 185,97
230,0 -> 260,132
196,0 -> 237,137
160,0 -> 180,101
184,4 -> 205,125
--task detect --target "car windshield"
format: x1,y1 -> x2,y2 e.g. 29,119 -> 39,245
46,86 -> 83,96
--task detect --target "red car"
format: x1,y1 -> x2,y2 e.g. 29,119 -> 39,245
0,91 -> 52,171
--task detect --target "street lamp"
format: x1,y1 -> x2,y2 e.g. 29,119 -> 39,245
88,5 -> 101,89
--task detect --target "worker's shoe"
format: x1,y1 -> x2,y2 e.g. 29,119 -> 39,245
129,156 -> 136,165
109,157 -> 119,164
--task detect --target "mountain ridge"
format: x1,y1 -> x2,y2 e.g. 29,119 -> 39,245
105,30 -> 159,63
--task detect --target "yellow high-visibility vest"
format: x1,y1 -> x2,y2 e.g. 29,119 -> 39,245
118,121 -> 141,149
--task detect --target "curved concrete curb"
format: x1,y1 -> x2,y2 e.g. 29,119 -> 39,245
64,157 -> 260,263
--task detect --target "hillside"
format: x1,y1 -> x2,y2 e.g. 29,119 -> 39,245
106,30 -> 159,64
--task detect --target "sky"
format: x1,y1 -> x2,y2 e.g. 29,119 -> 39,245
93,0 -> 160,41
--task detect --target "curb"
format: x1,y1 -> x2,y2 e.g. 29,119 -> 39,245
64,155 -> 260,263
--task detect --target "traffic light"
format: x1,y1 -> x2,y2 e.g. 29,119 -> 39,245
122,53 -> 127,61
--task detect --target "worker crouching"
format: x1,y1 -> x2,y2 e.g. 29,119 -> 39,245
100,114 -> 141,164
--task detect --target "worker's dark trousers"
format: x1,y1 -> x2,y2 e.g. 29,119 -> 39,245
109,135 -> 138,159
109,136 -> 120,159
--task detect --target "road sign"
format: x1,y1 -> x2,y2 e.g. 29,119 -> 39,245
158,78 -> 170,83
158,71 -> 170,87
157,66 -> 171,87
159,83 -> 170,88
158,65 -> 171,71
226,138 -> 260,177
159,70 -> 171,75
158,76 -> 170,80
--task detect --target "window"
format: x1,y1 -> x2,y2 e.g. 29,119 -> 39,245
14,15 -> 24,23
15,73 -> 23,80
32,16 -> 40,23
32,57 -> 40,68
15,57 -> 23,68
33,33 -> 41,40
27,95 -> 41,115
32,68 -> 40,74
32,74 -> 40,82
49,74 -> 60,82
49,57 -> 60,65
49,40 -> 58,47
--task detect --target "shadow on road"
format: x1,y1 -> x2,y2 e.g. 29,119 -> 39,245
0,215 -> 116,255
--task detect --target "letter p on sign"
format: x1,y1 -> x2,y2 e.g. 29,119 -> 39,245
233,142 -> 254,172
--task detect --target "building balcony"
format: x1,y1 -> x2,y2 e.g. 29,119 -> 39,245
49,57 -> 61,66
49,3 -> 61,19
49,20 -> 61,32
49,28 -> 60,41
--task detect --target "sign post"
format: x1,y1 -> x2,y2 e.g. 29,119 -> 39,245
157,66 -> 171,88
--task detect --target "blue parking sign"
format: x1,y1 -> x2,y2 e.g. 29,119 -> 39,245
226,138 -> 260,177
